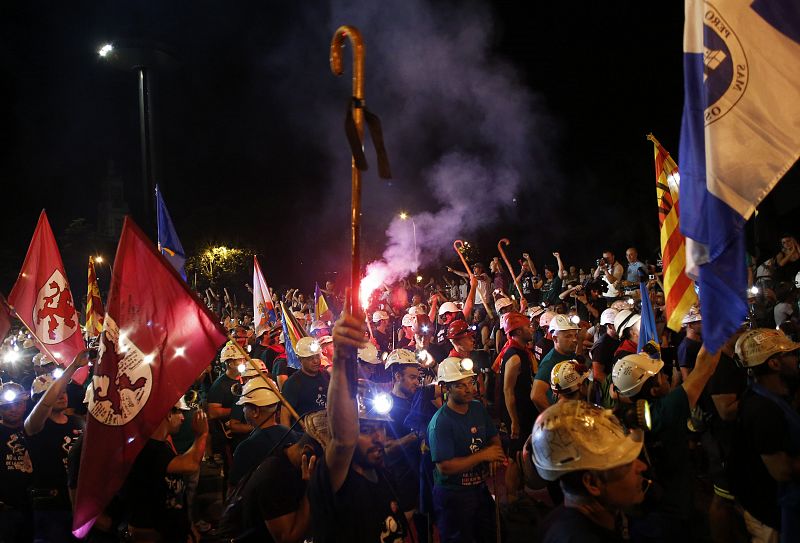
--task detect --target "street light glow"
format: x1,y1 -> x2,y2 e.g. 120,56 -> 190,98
98,43 -> 114,58
94,256 -> 104,263
399,211 -> 408,220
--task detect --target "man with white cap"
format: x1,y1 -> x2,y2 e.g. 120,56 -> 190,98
208,341 -> 244,473
589,308 -> 620,408
531,400 -> 648,542
0,380 -> 33,542
124,397 -> 209,542
729,328 -> 800,542
227,359 -> 269,452
397,313 -> 416,350
677,306 -> 702,381
230,376 -> 295,486
532,314 -> 581,413
371,310 -> 392,354
533,310 -> 556,363
280,337 -> 329,426
611,309 -> 641,363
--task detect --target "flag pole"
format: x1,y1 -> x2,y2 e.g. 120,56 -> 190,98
330,25 -> 365,398
226,334 -> 301,423
6,305 -> 67,366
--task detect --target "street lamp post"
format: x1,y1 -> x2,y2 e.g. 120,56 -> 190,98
399,212 -> 418,271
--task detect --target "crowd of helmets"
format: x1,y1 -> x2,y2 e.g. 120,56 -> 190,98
1,236 -> 799,542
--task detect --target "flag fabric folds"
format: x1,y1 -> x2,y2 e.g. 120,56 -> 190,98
314,282 -> 332,323
638,278 -> 661,354
279,302 -> 306,370
86,256 -> 105,338
8,210 -> 85,368
679,0 -> 800,352
72,217 -> 227,537
155,184 -> 187,280
649,135 -> 697,332
253,256 -> 277,336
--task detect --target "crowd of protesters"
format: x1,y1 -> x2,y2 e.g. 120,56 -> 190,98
1,234 -> 799,543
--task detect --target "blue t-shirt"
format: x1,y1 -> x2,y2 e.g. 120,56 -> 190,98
427,401 -> 498,488
625,261 -> 647,283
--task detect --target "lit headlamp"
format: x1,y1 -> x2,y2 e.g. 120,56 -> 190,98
371,392 -> 393,415
3,389 -> 17,402
3,351 -> 20,363
459,358 -> 474,372
620,399 -> 652,431
237,363 -> 247,374
53,368 -> 64,379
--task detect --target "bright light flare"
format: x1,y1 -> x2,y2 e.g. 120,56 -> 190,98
3,351 -> 20,363
98,43 -> 114,57
359,268 -> 388,310
399,211 -> 409,220
570,315 -> 581,325
416,275 -> 423,283
175,347 -> 186,357
237,363 -> 247,374
94,255 -> 104,263
53,368 -> 64,379
749,286 -> 759,295
372,392 -> 393,415
460,358 -> 474,372
143,353 -> 155,364
3,389 -> 17,402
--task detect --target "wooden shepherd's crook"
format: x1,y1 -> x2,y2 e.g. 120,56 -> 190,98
330,26 -> 364,397
453,240 -> 494,317
498,238 -> 526,310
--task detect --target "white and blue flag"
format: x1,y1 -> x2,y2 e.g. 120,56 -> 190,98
679,0 -> 800,352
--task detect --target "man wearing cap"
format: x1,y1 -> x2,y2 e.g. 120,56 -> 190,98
677,307 -> 703,381
589,308 -> 620,407
531,400 -> 648,542
612,309 -> 641,363
227,359 -> 269,454
534,311 -> 556,363
124,398 -> 209,542
611,346 -> 721,540
308,309 -> 408,542
24,350 -> 90,542
532,314 -> 581,413
494,311 -> 537,503
428,357 -> 504,542
397,313 -> 416,350
280,337 -> 329,426
230,376 -> 295,486
729,329 -> 800,542
370,310 -> 392,354
0,381 -> 33,542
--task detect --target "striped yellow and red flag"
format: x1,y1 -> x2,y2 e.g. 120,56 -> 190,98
649,134 -> 697,331
86,256 -> 105,337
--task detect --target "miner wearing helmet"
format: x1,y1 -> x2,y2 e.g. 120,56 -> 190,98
550,360 -> 590,402
729,328 -> 800,541
534,310 -> 557,363
280,337 -> 330,427
531,400 -> 648,542
427,357 -> 504,542
677,306 -> 703,381
308,307 -> 409,542
371,310 -> 392,354
532,314 -> 582,413
0,381 -> 33,541
611,343 -> 721,539
208,341 -> 246,474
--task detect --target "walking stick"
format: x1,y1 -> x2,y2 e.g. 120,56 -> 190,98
497,238 -> 526,310
453,240 -> 494,318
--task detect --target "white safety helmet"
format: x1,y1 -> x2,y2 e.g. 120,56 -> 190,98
527,306 -> 545,319
550,360 -> 590,394
401,314 -> 415,328
32,352 -> 55,367
220,342 -> 243,362
613,310 -> 641,337
611,353 -> 664,398
295,337 -> 322,358
236,377 -> 281,407
795,270 -> 800,289
734,328 -> 800,368
531,400 -> 644,481
372,311 -> 389,323
436,356 -> 476,384
548,314 -> 580,334
539,310 -> 557,330
384,348 -> 419,370
358,342 -> 380,365
317,335 -> 334,346
0,382 -> 29,405
438,302 -> 461,316
240,359 -> 267,377
600,308 -> 618,326
408,304 -> 427,316
681,306 -> 702,326
611,300 -> 633,312
174,396 -> 191,411
494,297 -> 513,313
31,374 -> 56,396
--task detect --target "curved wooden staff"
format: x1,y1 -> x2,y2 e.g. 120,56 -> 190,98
453,240 -> 494,317
498,238 -> 526,310
331,26 -> 364,397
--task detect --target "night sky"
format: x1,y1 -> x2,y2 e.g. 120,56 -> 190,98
1,2 -> 797,298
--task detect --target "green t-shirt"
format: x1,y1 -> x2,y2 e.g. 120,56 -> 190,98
427,401 -> 498,488
534,348 -> 574,406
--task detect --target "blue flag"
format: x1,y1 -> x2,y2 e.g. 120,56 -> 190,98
155,185 -> 186,280
638,280 -> 660,354
280,302 -> 301,370
678,0 -> 800,352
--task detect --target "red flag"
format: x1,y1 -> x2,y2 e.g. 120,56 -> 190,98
8,210 -> 85,368
72,217 -> 227,537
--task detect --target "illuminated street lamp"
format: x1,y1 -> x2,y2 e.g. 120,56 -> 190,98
399,211 -> 418,271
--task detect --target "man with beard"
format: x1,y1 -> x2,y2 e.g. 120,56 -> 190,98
280,337 -> 329,426
428,357 -> 504,542
0,381 -> 33,542
729,329 -> 800,542
24,350 -> 90,543
308,309 -> 407,543
532,315 -> 581,413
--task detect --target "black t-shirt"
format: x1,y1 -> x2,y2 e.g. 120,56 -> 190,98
373,328 -> 392,354
706,354 -> 747,440
0,423 -> 33,507
25,416 -> 83,495
239,451 -> 307,543
387,393 -> 421,512
677,337 -> 702,370
540,505 -> 625,543
230,425 -> 297,486
125,438 -> 190,540
534,337 -> 554,363
309,457 -> 406,543
498,346 -> 537,431
207,373 -> 238,408
272,357 -> 297,380
729,388 -> 789,529
589,333 -> 620,375
280,371 -> 330,422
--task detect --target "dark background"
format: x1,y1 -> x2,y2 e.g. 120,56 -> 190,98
1,1 -> 797,299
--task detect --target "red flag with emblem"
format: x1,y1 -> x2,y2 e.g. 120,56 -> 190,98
72,217 -> 227,537
8,210 -> 86,373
